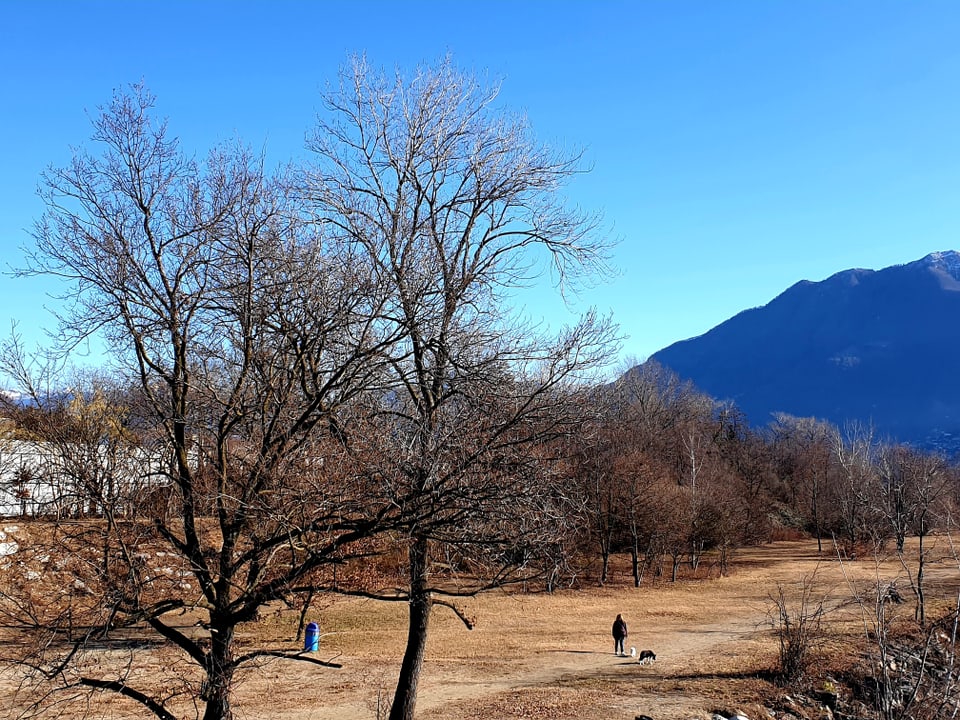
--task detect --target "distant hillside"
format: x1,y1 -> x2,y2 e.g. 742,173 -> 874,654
647,251 -> 960,450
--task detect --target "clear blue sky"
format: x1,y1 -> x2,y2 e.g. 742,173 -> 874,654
2,1 -> 958,366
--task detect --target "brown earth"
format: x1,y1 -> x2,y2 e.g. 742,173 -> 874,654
4,536 -> 960,720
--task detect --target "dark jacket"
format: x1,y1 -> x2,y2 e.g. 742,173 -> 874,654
612,617 -> 627,639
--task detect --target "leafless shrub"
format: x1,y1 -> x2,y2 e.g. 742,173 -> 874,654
768,571 -> 829,684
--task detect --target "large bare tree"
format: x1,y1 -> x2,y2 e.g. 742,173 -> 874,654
304,57 -> 617,720
7,84 -> 403,720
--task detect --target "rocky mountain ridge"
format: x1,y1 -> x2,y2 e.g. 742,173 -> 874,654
647,251 -> 960,449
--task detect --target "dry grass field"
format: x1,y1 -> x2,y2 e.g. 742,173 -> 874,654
4,535 -> 960,720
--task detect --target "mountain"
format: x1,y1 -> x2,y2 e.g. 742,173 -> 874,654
647,251 -> 960,449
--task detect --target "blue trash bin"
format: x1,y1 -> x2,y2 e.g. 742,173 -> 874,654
304,622 -> 320,652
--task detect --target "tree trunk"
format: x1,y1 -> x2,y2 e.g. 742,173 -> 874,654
390,537 -> 432,720
811,481 -> 823,554
916,533 -> 926,626
202,624 -> 236,720
296,587 -> 316,642
599,543 -> 610,585
639,539 -> 656,585
689,540 -> 703,571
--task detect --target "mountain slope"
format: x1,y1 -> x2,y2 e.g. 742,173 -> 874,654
647,251 -> 960,446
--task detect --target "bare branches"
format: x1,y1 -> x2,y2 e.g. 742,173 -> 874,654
304,57 -> 617,720
6,57 -> 618,720
6,79 -> 409,720
768,570 -> 829,684
75,678 -> 180,720
232,649 -> 342,669
432,599 -> 475,630
307,55 -> 613,309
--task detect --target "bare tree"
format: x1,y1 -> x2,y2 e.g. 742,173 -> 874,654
603,362 -> 733,582
876,444 -> 950,625
770,414 -> 837,552
614,449 -> 663,586
0,351 -> 152,520
572,409 -> 623,586
658,480 -> 695,582
612,363 -> 695,584
838,547 -> 960,720
829,422 -> 884,556
711,404 -> 776,548
304,57 -> 617,720
7,84 -> 404,720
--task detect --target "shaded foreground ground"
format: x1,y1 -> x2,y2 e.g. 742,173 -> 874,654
4,537 -> 960,719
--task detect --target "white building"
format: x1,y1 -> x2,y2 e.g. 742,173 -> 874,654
0,440 -> 169,518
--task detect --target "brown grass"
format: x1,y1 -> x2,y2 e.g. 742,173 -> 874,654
3,534 -> 960,719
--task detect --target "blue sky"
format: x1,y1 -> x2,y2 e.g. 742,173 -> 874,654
1,1 -> 958,367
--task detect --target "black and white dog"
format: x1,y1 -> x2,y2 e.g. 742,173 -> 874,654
637,649 -> 656,665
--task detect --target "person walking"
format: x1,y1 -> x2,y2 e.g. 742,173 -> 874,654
612,613 -> 628,656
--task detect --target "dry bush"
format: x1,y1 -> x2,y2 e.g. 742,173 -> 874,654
768,572 -> 829,684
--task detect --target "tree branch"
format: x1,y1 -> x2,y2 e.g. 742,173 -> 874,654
433,598 -> 475,630
75,677 -> 179,720
233,649 -> 343,669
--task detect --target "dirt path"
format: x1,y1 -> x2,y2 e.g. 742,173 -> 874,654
246,610 -> 768,720
438,615 -> 766,719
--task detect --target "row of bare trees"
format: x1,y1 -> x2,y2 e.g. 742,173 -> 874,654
573,364 -> 959,609
573,362 -> 778,586
771,416 -> 956,627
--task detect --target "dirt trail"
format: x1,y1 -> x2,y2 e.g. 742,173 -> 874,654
255,612 -> 768,720
453,616 -> 764,718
